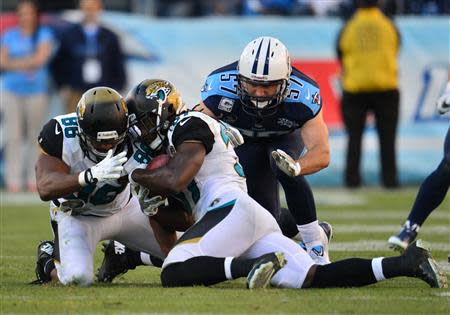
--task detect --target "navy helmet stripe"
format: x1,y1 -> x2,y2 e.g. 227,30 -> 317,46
263,39 -> 271,75
251,40 -> 264,74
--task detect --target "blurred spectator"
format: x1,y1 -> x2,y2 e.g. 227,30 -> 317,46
0,0 -> 55,192
52,0 -> 126,113
242,0 -> 296,15
337,0 -> 401,188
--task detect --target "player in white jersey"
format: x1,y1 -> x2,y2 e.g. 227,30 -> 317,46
128,79 -> 446,289
32,87 -> 166,286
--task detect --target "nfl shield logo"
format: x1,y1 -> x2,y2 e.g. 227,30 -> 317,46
218,98 -> 234,112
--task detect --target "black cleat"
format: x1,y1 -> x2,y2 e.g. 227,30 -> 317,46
96,241 -> 137,283
246,252 -> 286,289
403,240 -> 447,288
31,240 -> 55,284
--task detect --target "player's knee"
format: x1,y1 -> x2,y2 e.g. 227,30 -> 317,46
62,269 -> 93,286
437,158 -> 450,177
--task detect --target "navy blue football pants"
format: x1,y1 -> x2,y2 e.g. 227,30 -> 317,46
407,125 -> 450,226
235,130 -> 317,230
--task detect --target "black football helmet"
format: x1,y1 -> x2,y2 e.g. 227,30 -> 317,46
76,87 -> 129,162
126,79 -> 184,150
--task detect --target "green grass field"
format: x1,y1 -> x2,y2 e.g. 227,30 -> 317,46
1,188 -> 449,314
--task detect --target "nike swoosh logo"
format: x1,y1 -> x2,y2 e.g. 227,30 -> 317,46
55,123 -> 61,135
179,118 -> 191,127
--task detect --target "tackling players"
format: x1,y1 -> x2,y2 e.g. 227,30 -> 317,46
195,36 -> 332,264
32,87 -> 166,286
128,79 -> 446,289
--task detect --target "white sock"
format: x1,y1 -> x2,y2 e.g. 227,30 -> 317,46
224,257 -> 233,280
371,257 -> 386,281
140,253 -> 153,266
297,220 -> 322,249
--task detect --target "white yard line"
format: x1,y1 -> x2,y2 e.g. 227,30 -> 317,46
320,211 -> 449,220
333,224 -> 449,234
331,240 -> 450,252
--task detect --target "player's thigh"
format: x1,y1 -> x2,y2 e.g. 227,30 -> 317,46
51,209 -> 104,285
269,130 -> 304,160
241,232 -> 315,289
114,197 -> 165,258
444,126 -> 450,163
163,192 -> 280,268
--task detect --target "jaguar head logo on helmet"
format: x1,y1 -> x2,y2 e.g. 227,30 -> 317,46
76,87 -> 129,162
126,79 -> 184,151
237,36 -> 292,117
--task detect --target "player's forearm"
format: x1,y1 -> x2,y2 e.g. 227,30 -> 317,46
131,168 -> 186,196
297,146 -> 330,175
37,173 -> 82,201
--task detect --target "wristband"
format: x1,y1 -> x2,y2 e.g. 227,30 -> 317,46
78,168 -> 95,187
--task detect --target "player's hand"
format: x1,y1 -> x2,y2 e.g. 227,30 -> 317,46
78,150 -> 128,186
436,83 -> 450,114
137,187 -> 168,217
271,149 -> 301,177
220,121 -> 244,148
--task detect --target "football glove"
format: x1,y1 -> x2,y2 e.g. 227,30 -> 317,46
436,82 -> 450,114
78,149 -> 128,186
271,149 -> 301,177
220,121 -> 244,148
136,186 -> 168,217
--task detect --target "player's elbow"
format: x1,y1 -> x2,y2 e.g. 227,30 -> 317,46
318,149 -> 330,170
36,179 -> 55,201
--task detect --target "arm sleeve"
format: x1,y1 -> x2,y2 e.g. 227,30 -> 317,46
37,119 -> 63,159
172,117 -> 215,154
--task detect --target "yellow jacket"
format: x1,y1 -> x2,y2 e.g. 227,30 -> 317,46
337,8 -> 400,92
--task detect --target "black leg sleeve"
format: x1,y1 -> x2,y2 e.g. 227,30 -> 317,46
310,258 -> 377,288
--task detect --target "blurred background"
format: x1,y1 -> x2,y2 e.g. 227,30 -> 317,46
0,0 -> 449,190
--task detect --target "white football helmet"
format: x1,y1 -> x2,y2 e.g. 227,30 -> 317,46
237,36 -> 291,116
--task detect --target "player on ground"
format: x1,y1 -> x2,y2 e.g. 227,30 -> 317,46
388,69 -> 450,250
32,87 -> 167,286
195,36 -> 332,264
129,79 -> 447,289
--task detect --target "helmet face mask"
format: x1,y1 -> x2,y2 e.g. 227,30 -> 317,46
76,87 -> 129,162
237,36 -> 291,117
126,79 -> 184,150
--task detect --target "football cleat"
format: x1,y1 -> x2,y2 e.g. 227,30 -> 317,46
32,240 -> 55,284
403,240 -> 447,288
96,240 -> 137,283
246,252 -> 286,289
302,221 -> 333,265
388,220 -> 419,252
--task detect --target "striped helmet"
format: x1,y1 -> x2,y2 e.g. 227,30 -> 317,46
237,36 -> 291,116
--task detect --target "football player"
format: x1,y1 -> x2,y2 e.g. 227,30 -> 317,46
388,69 -> 450,250
32,87 -> 168,286
195,36 -> 332,264
129,79 -> 446,289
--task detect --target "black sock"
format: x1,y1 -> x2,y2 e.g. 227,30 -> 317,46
230,257 -> 259,278
310,258 -> 377,288
161,256 -> 227,287
382,256 -> 412,278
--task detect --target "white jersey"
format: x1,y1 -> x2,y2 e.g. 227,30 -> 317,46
167,111 -> 247,220
38,113 -> 152,216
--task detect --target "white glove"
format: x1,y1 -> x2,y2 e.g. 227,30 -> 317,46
136,186 -> 168,217
436,82 -> 450,114
220,121 -> 244,148
271,149 -> 301,177
78,149 -> 128,186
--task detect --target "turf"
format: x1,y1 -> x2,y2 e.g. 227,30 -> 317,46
1,188 -> 449,314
